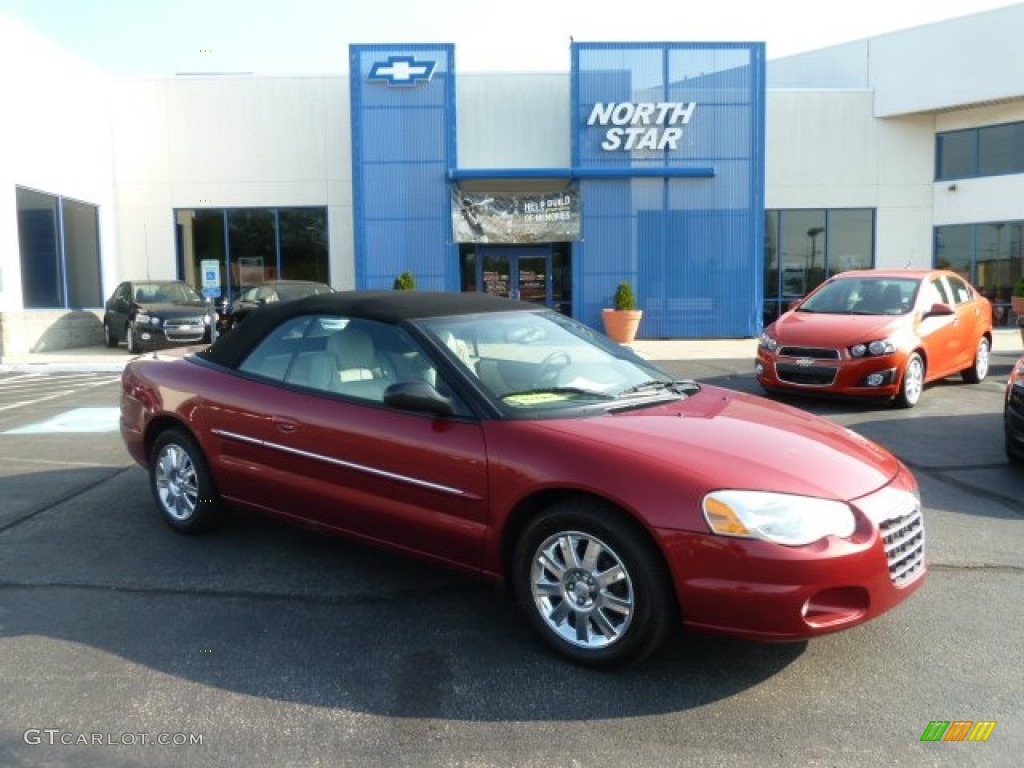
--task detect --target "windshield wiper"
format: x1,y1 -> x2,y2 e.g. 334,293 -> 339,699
499,387 -> 616,401
617,379 -> 699,398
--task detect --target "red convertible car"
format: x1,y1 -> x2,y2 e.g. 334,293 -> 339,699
757,268 -> 992,407
120,291 -> 925,667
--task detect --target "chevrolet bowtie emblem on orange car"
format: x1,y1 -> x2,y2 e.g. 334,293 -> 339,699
795,358 -> 816,367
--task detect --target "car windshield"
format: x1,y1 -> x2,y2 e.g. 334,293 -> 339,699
797,277 -> 919,316
135,282 -> 203,304
414,309 -> 691,415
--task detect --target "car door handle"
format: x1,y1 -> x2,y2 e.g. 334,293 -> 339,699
273,416 -> 299,433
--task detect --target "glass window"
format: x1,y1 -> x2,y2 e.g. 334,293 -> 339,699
279,209 -> 328,283
937,121 -> 1024,180
936,130 -> 976,180
763,209 -> 875,327
229,210 -> 277,287
62,198 -> 102,308
16,187 -> 102,309
176,207 -> 330,306
934,220 -> 1024,326
979,123 -> 1024,176
826,210 -> 873,275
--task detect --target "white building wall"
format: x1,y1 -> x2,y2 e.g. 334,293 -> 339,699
766,89 -> 937,268
457,73 -> 570,168
108,75 -> 356,290
768,4 -> 1024,118
0,15 -> 115,313
932,102 -> 1024,227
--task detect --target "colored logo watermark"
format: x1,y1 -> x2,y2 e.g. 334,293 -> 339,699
920,720 -> 996,742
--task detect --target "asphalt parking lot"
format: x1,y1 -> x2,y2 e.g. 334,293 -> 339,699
0,352 -> 1021,767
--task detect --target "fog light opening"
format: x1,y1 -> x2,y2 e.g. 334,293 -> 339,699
865,373 -> 885,387
141,332 -> 152,341
754,361 -> 764,376
802,587 -> 869,628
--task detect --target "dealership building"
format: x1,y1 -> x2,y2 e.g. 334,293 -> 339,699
2,5 -> 1024,356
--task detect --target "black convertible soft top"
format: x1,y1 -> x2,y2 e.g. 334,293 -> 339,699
195,290 -> 540,369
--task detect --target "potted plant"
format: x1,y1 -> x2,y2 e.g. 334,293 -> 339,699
601,281 -> 643,343
393,271 -> 416,291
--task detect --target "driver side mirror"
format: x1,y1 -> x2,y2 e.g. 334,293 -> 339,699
383,380 -> 455,417
924,302 -> 955,318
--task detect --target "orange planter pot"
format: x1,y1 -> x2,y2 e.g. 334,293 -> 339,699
602,309 -> 643,343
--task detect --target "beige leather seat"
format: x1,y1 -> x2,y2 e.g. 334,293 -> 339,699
305,325 -> 390,400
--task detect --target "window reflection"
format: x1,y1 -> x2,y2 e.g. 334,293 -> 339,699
936,220 -> 1024,327
176,207 -> 330,306
763,209 -> 875,326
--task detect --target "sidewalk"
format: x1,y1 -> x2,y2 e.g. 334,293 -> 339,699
2,329 -> 1021,373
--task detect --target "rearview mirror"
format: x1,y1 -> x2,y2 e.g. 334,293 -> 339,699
383,380 -> 455,417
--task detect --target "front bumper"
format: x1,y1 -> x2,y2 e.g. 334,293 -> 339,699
132,323 -> 211,351
755,348 -> 903,399
659,470 -> 926,641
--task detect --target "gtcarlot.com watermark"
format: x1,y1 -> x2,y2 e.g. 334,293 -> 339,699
24,729 -> 203,747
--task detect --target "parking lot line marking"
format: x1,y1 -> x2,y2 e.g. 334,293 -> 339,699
3,407 -> 121,434
0,455 -> 120,468
0,377 -> 117,412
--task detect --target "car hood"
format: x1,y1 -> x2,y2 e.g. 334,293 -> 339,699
535,385 -> 901,501
770,311 -> 903,347
138,302 -> 210,317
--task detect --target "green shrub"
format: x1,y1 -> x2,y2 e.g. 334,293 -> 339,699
1013,277 -> 1024,298
393,271 -> 416,291
613,281 -> 637,311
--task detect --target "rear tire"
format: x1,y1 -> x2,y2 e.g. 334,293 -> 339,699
962,337 -> 990,384
149,428 -> 224,534
512,498 -> 677,668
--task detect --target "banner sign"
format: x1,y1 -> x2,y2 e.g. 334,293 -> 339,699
452,186 -> 581,244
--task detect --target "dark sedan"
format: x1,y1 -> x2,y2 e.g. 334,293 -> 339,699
120,291 -> 925,667
217,280 -> 335,334
103,280 -> 216,353
1004,356 -> 1024,462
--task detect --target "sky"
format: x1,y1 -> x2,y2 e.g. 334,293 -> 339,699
0,0 -> 1020,76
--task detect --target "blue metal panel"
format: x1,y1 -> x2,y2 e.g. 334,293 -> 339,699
572,42 -> 765,338
350,44 -> 458,291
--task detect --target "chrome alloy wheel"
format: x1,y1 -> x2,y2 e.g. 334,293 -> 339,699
529,531 -> 634,649
154,443 -> 198,522
902,354 -> 924,406
975,339 -> 990,381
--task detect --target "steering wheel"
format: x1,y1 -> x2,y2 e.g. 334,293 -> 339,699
534,351 -> 571,388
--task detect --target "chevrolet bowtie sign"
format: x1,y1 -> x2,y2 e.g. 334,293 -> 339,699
368,55 -> 437,86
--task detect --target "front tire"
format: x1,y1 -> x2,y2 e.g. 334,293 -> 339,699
895,353 -> 925,408
126,323 -> 138,354
103,321 -> 118,348
962,337 -> 990,384
149,428 -> 224,534
512,499 -> 676,668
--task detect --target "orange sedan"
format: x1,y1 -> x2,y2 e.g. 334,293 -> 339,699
756,269 -> 993,407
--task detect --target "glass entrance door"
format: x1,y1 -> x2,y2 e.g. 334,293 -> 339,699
480,247 -> 552,306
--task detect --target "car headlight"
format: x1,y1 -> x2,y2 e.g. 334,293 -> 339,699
850,339 -> 895,357
759,331 -> 779,353
203,313 -> 214,324
135,313 -> 161,327
702,490 -> 856,547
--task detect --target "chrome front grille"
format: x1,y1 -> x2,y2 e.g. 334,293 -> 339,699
880,506 -> 926,587
778,346 -> 840,360
163,318 -> 206,342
